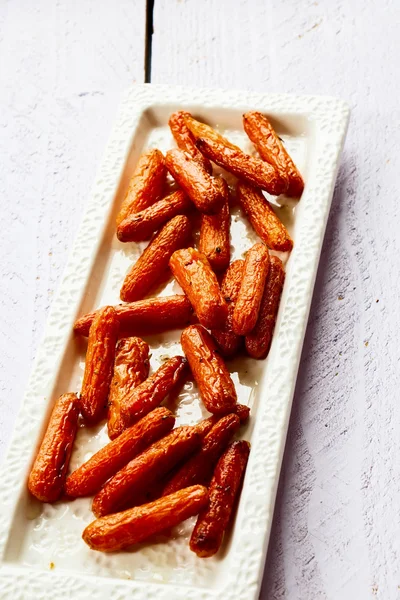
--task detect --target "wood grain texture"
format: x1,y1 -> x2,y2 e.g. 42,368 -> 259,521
0,0 -> 146,457
152,1 -> 399,599
2,0 -> 400,598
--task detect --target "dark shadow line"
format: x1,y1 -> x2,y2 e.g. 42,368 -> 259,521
144,0 -> 155,83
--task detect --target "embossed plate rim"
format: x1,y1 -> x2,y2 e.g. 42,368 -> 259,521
0,84 -> 350,600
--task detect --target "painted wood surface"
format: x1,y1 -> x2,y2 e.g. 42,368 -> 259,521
0,0 -> 146,450
1,1 -> 400,598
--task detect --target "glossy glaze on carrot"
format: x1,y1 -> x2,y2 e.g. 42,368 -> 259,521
83,485 -> 208,552
181,324 -> 237,415
80,306 -> 119,424
169,111 -> 212,173
196,137 -> 287,195
211,259 -> 244,356
116,149 -> 166,226
92,425 -> 202,517
199,177 -> 231,272
73,295 -> 194,338
120,355 -> 189,432
190,440 -> 250,557
117,190 -> 192,243
245,255 -> 285,359
184,114 -> 241,152
243,111 -> 304,197
232,243 -> 270,336
170,247 -> 228,329
28,393 -> 80,502
107,337 -> 150,440
236,182 -> 293,251
194,403 -> 249,439
162,413 -> 240,495
165,148 -> 225,214
65,407 -> 175,497
120,215 -> 191,302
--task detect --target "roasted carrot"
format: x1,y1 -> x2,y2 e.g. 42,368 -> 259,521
116,149 -> 166,226
232,243 -> 270,336
92,425 -> 202,517
65,407 -> 175,497
196,137 -> 287,196
80,306 -> 119,424
190,440 -> 250,557
120,356 -> 189,431
120,215 -> 191,302
211,259 -> 244,357
73,295 -> 194,338
245,255 -> 285,359
83,485 -> 208,552
181,325 -> 237,415
170,247 -> 228,329
28,393 -> 80,503
162,413 -> 240,496
117,190 -> 192,243
195,415 -> 220,437
107,337 -> 150,440
236,403 -> 250,423
236,182 -> 293,251
199,177 -> 231,272
243,111 -> 304,197
165,149 -> 225,214
194,403 -> 249,438
169,111 -> 212,173
184,114 -> 241,152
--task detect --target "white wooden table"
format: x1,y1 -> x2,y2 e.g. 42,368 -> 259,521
1,1 -> 399,598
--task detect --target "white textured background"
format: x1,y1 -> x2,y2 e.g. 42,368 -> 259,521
0,1 -> 399,599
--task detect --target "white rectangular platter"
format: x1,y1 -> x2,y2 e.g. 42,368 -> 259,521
0,85 -> 349,600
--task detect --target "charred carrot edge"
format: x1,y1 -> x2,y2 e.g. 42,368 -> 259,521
116,149 -> 166,226
170,247 -> 228,330
80,306 -> 119,424
211,259 -> 244,357
73,295 -> 194,338
28,393 -> 80,503
184,114 -> 241,152
169,111 -> 213,173
162,413 -> 240,496
120,214 -> 192,302
236,182 -> 293,252
181,324 -> 237,415
232,243 -> 270,336
199,177 -> 231,272
165,148 -> 225,214
92,425 -> 202,517
117,190 -> 192,243
190,440 -> 250,557
243,111 -> 304,197
245,255 -> 285,359
119,355 -> 189,434
196,137 -> 287,196
65,407 -> 175,497
107,337 -> 150,440
83,485 -> 208,552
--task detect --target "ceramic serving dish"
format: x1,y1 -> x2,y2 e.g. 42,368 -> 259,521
0,85 -> 349,600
